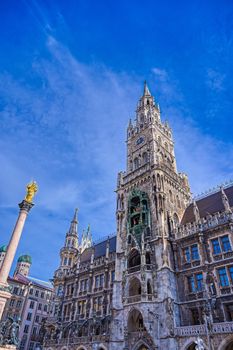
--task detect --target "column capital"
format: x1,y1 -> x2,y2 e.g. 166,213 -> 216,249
18,200 -> 34,213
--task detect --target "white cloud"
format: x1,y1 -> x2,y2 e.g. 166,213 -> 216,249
0,34 -> 233,279
151,67 -> 233,195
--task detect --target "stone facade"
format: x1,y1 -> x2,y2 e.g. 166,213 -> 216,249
0,255 -> 54,350
43,83 -> 233,350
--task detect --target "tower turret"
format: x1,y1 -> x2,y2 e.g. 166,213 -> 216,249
112,82 -> 191,350
14,254 -> 32,277
60,209 -> 79,270
0,245 -> 7,269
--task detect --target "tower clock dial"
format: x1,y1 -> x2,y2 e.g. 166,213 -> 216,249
135,136 -> 145,146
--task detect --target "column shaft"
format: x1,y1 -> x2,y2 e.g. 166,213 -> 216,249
0,210 -> 28,285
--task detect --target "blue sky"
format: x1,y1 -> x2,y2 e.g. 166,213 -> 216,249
0,0 -> 233,280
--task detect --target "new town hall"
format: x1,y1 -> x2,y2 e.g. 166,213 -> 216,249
43,84 -> 233,350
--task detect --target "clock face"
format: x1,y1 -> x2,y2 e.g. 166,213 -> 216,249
136,136 -> 145,146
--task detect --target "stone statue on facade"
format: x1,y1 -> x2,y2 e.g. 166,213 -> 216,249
195,336 -> 205,350
193,200 -> 200,222
220,186 -> 232,213
25,181 -> 38,203
0,317 -> 20,346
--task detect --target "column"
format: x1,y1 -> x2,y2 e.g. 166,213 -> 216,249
0,182 -> 37,320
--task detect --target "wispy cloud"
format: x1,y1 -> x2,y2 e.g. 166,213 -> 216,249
0,32 -> 141,278
152,66 -> 233,194
0,4 -> 233,280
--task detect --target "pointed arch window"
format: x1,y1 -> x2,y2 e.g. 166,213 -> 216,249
142,152 -> 148,164
134,157 -> 139,170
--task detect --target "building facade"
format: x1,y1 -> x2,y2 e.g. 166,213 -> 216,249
43,83 -> 233,350
0,252 -> 54,350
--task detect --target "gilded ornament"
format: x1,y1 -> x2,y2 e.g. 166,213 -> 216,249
25,181 -> 38,203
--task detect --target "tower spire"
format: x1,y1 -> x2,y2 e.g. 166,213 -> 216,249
68,208 -> 78,236
143,80 -> 151,96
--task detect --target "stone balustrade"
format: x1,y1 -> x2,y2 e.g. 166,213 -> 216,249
123,294 -> 153,304
175,324 -> 206,336
174,212 -> 233,239
212,322 -> 233,334
175,321 -> 233,337
45,334 -> 109,346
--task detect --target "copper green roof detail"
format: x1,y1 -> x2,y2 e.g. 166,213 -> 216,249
18,255 -> 32,264
0,245 -> 7,253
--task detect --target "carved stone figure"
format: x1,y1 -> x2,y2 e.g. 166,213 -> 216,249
193,200 -> 200,222
195,336 -> 205,350
220,186 -> 232,213
167,297 -> 174,315
0,317 -> 20,346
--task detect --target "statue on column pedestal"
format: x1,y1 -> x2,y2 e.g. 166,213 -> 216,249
24,181 -> 38,203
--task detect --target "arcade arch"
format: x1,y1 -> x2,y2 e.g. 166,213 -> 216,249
128,308 -> 145,332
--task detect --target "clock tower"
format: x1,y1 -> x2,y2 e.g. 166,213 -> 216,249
111,82 -> 191,350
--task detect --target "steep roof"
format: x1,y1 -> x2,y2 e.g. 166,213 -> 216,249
18,255 -> 32,264
0,245 -> 7,253
80,235 -> 116,263
28,276 -> 53,290
181,185 -> 233,225
10,273 -> 53,290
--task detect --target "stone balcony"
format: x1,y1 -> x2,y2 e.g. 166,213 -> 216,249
175,321 -> 233,337
127,264 -> 153,274
123,294 -> 153,304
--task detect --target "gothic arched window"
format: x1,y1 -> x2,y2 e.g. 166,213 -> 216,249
173,213 -> 179,227
176,195 -> 181,208
142,152 -> 148,164
134,157 -> 139,170
128,249 -> 141,269
147,280 -> 152,294
146,252 -> 151,265
169,190 -> 173,203
157,174 -> 161,190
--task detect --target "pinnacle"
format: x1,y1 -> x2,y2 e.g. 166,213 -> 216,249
143,81 -> 151,96
72,208 -> 78,223
68,208 -> 78,235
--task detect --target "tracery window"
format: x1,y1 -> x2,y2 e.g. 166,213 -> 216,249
211,235 -> 232,255
183,244 -> 200,262
218,267 -> 229,287
187,273 -> 203,292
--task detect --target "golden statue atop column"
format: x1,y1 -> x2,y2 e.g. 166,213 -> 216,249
0,182 -> 38,322
24,181 -> 38,203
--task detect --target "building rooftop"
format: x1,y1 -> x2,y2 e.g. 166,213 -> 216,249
0,245 -> 7,253
18,254 -> 32,264
181,185 -> 233,225
9,273 -> 53,290
80,235 -> 116,263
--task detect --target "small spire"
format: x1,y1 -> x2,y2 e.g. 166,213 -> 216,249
143,81 -> 151,96
68,208 -> 78,235
220,186 -> 232,212
193,200 -> 200,222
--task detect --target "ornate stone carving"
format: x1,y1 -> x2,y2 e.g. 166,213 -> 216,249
195,336 -> 205,350
0,317 -> 20,346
